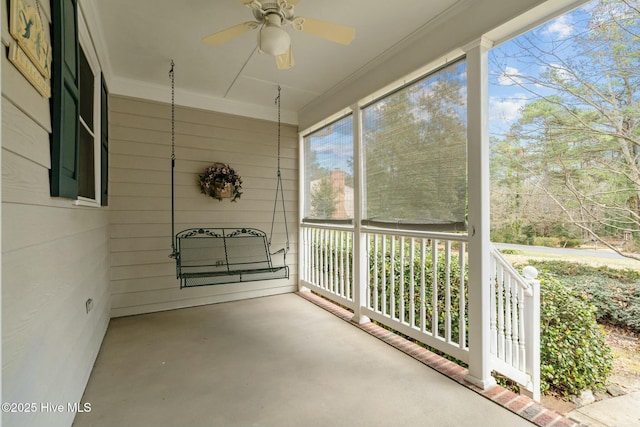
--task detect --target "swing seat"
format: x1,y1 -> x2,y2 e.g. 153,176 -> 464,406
175,227 -> 289,288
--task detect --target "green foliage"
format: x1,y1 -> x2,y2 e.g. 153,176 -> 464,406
310,176 -> 336,218
538,273 -> 613,396
363,62 -> 467,224
368,239 -> 467,343
490,0 -> 640,248
528,260 -> 640,332
499,249 -> 522,255
534,237 -> 560,247
315,242 -> 619,396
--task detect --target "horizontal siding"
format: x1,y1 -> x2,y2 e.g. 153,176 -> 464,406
109,95 -> 299,316
2,85 -> 110,427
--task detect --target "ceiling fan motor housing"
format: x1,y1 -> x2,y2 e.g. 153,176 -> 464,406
252,2 -> 295,23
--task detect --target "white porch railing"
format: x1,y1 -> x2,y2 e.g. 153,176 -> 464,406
362,228 -> 470,363
300,223 -> 540,400
489,244 -> 541,401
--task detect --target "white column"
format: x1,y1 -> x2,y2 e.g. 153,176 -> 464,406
464,37 -> 496,390
298,133 -> 310,293
351,104 -> 370,324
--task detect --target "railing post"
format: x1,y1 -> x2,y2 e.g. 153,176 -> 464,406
464,36 -> 496,390
523,266 -> 541,401
351,104 -> 370,325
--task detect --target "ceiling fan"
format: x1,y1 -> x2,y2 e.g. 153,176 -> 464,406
202,0 -> 356,70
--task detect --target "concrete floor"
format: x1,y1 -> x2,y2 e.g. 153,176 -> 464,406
73,293 -> 535,427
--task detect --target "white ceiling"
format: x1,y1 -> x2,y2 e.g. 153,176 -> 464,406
88,0 -> 463,122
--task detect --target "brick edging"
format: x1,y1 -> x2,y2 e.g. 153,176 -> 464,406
296,291 -> 582,427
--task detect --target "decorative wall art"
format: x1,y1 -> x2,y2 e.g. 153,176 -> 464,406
9,0 -> 52,97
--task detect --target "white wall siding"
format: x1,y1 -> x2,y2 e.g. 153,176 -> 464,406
2,68 -> 110,427
109,96 -> 298,317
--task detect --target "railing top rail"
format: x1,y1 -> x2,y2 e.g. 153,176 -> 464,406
299,222 -> 470,241
490,243 -> 536,293
300,222 -> 354,231
362,225 -> 469,242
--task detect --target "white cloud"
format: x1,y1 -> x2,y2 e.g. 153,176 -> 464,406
544,63 -> 574,83
490,93 -> 528,123
498,66 -> 524,86
544,15 -> 574,39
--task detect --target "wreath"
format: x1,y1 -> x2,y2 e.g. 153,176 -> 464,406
199,163 -> 243,202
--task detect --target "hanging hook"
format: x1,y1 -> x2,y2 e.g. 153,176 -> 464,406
169,59 -> 175,77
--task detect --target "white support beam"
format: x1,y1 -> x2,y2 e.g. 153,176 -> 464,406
464,36 -> 496,390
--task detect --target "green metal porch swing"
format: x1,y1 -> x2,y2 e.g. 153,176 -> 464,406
168,61 -> 290,288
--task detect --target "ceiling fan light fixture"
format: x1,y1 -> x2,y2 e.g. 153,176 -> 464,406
258,15 -> 290,56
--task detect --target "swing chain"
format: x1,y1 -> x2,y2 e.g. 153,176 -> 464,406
169,60 -> 176,163
169,60 -> 177,259
269,85 -> 289,255
275,85 -> 281,175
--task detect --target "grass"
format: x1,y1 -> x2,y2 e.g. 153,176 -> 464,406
501,248 -> 640,271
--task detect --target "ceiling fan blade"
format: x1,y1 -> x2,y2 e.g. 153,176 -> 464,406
202,21 -> 259,46
276,47 -> 295,69
292,17 -> 355,45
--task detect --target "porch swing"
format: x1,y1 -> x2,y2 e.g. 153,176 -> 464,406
168,62 -> 290,288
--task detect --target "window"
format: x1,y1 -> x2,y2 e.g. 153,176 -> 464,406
362,59 -> 467,230
302,115 -> 354,222
51,0 -> 108,205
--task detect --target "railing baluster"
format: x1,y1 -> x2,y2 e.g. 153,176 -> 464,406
445,240 -> 452,343
459,242 -> 467,349
409,238 -> 416,328
331,230 -> 336,292
336,230 -> 341,296
400,236 -> 405,324
374,234 -> 380,312
511,278 -> 520,369
315,228 -> 320,288
497,263 -> 505,360
346,232 -> 352,300
420,238 -> 426,333
382,236 -> 388,316
518,284 -> 526,371
365,234 -> 371,309
431,239 -> 439,337
323,229 -> 329,290
390,236 -> 396,320
505,274 -> 513,365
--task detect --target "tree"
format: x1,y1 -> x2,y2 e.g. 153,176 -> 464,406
363,61 -> 467,226
491,0 -> 640,258
310,176 -> 336,218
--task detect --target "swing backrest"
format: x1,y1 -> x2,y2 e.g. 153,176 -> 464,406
175,227 -> 289,283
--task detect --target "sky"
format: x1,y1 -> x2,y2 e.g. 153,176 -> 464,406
307,0 -> 613,174
488,1 -> 597,136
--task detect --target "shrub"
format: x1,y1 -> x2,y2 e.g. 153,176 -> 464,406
559,238 -> 582,248
529,260 -> 640,333
368,239 -> 467,344
534,237 -> 560,247
499,249 -> 521,255
539,274 -> 613,396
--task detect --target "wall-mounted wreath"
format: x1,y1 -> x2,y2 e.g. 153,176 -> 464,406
199,163 -> 243,202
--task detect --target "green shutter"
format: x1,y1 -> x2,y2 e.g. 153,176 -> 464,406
51,0 -> 79,198
101,74 -> 109,206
